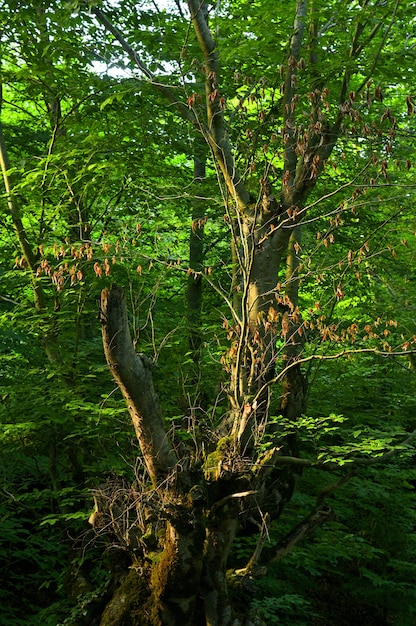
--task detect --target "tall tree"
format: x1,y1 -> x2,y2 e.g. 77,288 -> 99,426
90,1 -> 416,624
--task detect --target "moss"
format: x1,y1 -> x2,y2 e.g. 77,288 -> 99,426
141,528 -> 158,549
217,436 -> 235,452
203,436 -> 235,480
148,550 -> 163,564
99,568 -> 152,626
148,520 -> 206,625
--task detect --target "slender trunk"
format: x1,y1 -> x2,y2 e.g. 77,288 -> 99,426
279,225 -> 306,426
188,152 -> 206,363
35,3 -> 91,242
0,81 -> 69,368
0,116 -> 43,309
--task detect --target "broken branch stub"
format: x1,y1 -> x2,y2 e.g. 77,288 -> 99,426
101,285 -> 177,484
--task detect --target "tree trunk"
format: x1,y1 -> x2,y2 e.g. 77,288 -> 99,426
98,285 -> 296,626
187,150 -> 206,364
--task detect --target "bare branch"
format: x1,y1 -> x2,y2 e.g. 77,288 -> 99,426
90,5 -> 197,126
316,470 -> 358,505
270,505 -> 334,564
355,0 -> 401,94
253,347 -> 416,410
237,504 -> 334,576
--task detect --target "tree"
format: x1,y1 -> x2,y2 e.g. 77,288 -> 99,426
1,1 -> 416,625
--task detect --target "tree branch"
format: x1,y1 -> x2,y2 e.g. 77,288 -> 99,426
91,1 -> 251,209
186,0 -> 251,208
252,347 -> 416,410
100,285 -> 177,484
236,504 -> 333,577
282,0 -> 307,194
269,504 -> 334,564
89,4 -> 196,126
355,0 -> 401,94
239,471 -> 358,576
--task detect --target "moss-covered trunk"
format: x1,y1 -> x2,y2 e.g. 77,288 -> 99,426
94,487 -> 252,626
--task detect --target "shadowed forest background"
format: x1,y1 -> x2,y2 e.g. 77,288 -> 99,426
1,1 -> 416,625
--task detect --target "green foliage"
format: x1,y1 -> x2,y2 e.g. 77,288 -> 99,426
0,0 -> 416,624
249,454 -> 416,624
251,593 -> 315,626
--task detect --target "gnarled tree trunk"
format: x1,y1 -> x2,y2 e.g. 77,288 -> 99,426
98,285 -> 301,626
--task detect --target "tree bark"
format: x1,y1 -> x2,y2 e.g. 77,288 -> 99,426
100,285 -> 177,485
188,150 -> 206,364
